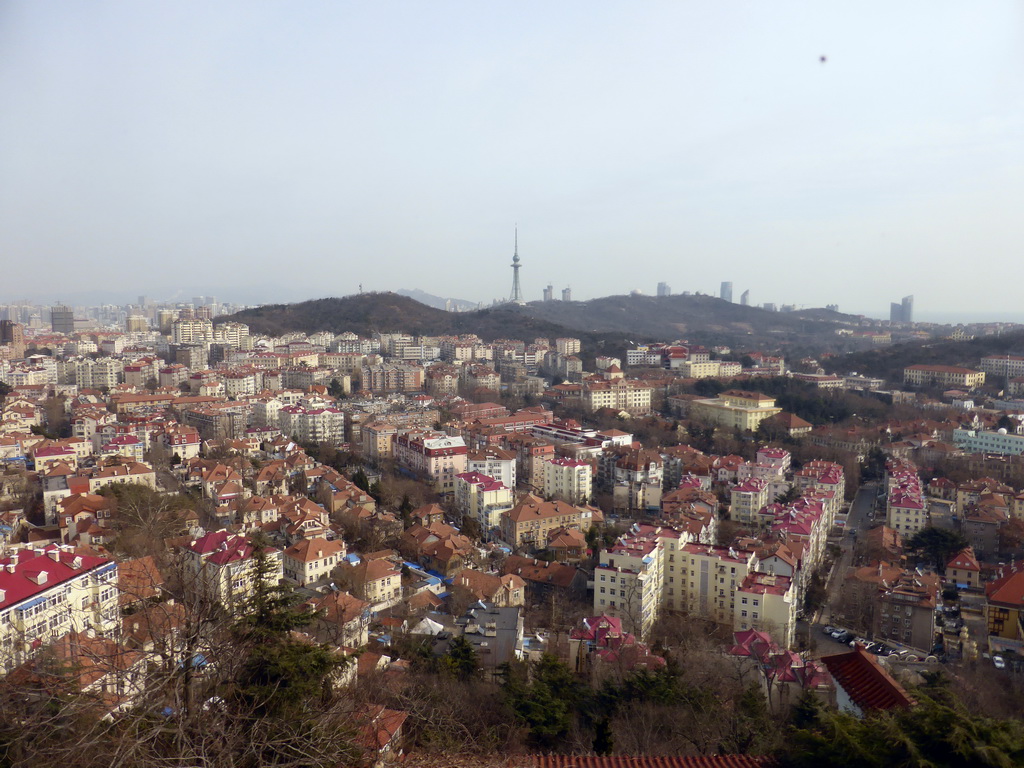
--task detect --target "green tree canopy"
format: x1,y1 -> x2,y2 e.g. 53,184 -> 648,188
906,527 -> 968,574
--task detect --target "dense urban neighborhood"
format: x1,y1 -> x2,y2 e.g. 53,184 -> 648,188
2,296 -> 1024,766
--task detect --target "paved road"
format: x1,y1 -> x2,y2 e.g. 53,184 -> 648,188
805,481 -> 877,655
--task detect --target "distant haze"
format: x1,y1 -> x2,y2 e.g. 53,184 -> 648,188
2,2 -> 1022,319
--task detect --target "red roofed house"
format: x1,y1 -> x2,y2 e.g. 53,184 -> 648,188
337,555 -> 402,612
821,645 -> 915,717
986,562 -> 1024,640
947,546 -> 981,590
282,537 -> 346,587
182,531 -> 283,609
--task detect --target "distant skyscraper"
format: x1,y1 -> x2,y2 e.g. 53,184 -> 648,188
890,295 -> 914,323
543,284 -> 554,302
561,286 -> 572,302
50,305 -> 74,335
657,282 -> 671,297
508,228 -> 525,305
720,281 -> 733,303
137,295 -> 148,307
740,290 -> 750,306
0,320 -> 25,357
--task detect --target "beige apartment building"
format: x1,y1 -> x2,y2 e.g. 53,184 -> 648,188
903,365 -> 985,389
541,457 -> 593,505
499,494 -> 583,549
689,390 -> 782,431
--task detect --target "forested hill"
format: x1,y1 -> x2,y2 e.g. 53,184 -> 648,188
822,330 -> 1024,381
224,291 -> 874,352
224,293 -> 607,344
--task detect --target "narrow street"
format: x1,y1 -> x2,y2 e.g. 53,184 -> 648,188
804,480 -> 877,655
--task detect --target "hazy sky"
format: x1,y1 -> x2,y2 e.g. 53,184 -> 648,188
2,2 -> 1022,319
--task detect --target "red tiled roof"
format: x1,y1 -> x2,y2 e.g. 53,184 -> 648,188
821,645 -> 915,711
529,757 -> 775,768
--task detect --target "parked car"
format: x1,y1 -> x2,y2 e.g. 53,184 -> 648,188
835,630 -> 854,644
823,625 -> 836,636
993,655 -> 1007,670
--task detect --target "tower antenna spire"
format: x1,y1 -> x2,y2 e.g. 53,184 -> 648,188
508,225 -> 525,305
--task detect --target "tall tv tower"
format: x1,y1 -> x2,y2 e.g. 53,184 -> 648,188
508,226 -> 525,305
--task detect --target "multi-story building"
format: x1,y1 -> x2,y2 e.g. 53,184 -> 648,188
689,389 -> 782,431
734,571 -> 797,649
455,471 -> 514,533
0,545 -> 119,672
678,543 -> 756,626
953,428 -> 1024,456
394,432 -> 468,493
541,457 -> 593,505
50,306 -> 75,335
554,338 -> 581,356
594,527 -> 664,639
467,446 -> 517,490
885,460 -> 927,535
336,555 -> 402,612
278,405 -> 344,444
903,365 -> 985,389
499,494 -> 583,549
282,537 -> 346,587
171,318 -> 214,345
730,478 -> 770,525
360,363 -> 425,393
581,378 -> 652,415
362,421 -> 398,461
182,531 -> 283,609
873,571 -> 939,652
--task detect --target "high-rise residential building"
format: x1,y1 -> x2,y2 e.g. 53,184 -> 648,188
740,290 -> 750,306
657,282 -> 671,297
543,284 -> 554,302
50,305 -> 75,335
720,282 -> 733,303
0,320 -> 25,357
157,309 -> 178,334
125,315 -> 149,333
890,295 -> 914,323
561,286 -> 572,302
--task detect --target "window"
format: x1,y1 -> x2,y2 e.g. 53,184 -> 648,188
752,612 -> 759,619
741,610 -> 748,618
741,597 -> 748,605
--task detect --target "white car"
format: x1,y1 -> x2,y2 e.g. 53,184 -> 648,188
993,655 -> 1007,670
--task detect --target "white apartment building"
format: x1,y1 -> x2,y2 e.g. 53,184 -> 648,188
0,545 -> 119,672
953,428 -> 1024,456
542,457 -> 593,505
734,572 -> 797,649
467,447 -> 517,490
730,478 -> 770,525
183,532 -> 283,609
278,406 -> 344,444
172,318 -> 214,345
455,471 -> 514,533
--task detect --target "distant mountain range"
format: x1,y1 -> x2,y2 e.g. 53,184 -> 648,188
224,291 -> 895,356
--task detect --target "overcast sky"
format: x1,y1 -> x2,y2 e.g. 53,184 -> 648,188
1,2 -> 1022,319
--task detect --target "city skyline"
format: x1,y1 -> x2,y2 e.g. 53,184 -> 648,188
2,3 -> 1022,318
